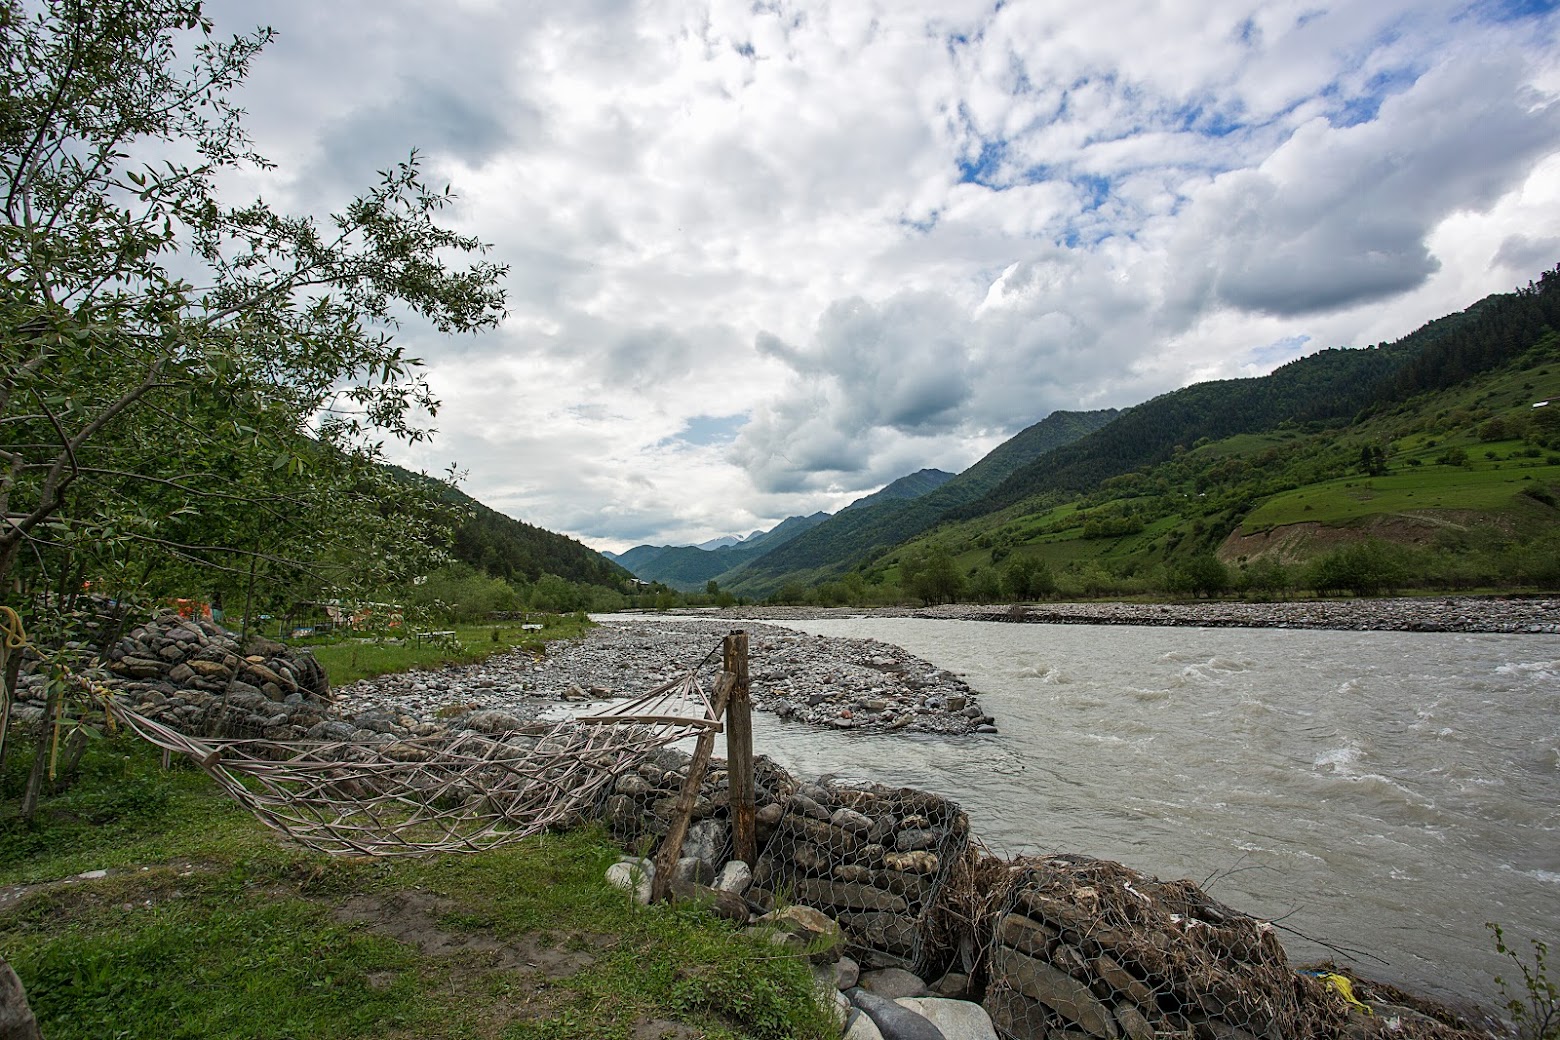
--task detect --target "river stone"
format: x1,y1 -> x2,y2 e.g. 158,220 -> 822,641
605,859 -> 654,904
794,879 -> 909,913
790,791 -> 832,820
992,947 -> 1117,1038
847,989 -> 948,1040
859,967 -> 928,999
884,851 -> 939,874
187,658 -> 231,678
465,710 -> 527,734
845,1011 -> 888,1040
895,998 -> 999,1040
756,905 -> 842,958
833,955 -> 861,990
895,828 -> 937,851
832,807 -> 873,834
683,819 -> 728,870
713,860 -> 752,894
999,911 -> 1058,949
838,911 -> 918,958
668,856 -> 712,886
873,869 -> 929,901
1093,953 -> 1153,1008
0,954 -> 43,1040
1114,1005 -> 1154,1040
615,772 -> 652,797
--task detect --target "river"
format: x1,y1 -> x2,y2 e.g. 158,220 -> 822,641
724,616 -> 1559,1009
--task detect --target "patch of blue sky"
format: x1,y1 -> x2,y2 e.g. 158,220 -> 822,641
1325,65 -> 1421,128
1247,334 -> 1313,368
1076,174 -> 1111,212
1470,0 -> 1559,23
957,137 -> 1007,187
663,414 -> 747,448
1172,100 -> 1247,139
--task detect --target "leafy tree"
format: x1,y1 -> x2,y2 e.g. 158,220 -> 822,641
1305,540 -> 1407,597
0,2 -> 506,603
1238,557 -> 1291,600
908,546 -> 964,605
969,565 -> 1003,602
1003,555 -> 1056,600
1165,554 -> 1230,598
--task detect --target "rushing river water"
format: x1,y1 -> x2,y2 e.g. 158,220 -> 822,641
717,617 -> 1559,1008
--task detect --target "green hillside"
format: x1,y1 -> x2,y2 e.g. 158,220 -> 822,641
874,291 -> 1560,600
381,465 -> 631,590
955,271 -> 1560,521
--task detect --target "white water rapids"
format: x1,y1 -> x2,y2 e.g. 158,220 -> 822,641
722,617 -> 1559,1009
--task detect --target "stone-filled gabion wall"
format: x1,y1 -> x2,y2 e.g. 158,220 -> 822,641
602,749 -> 970,977
982,855 -> 1347,1040
751,777 -> 969,977
602,754 -> 1484,1040
101,614 -> 332,740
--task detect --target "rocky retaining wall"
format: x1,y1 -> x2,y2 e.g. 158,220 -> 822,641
602,749 -> 971,977
599,749 -> 1487,1040
9,614 -> 341,743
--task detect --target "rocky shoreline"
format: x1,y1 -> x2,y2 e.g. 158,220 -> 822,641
715,595 -> 1560,634
333,617 -> 994,738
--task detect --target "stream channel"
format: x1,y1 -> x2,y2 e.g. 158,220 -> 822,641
681,616 -> 1559,1009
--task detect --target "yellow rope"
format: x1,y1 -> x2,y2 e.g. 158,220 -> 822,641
0,606 -> 27,766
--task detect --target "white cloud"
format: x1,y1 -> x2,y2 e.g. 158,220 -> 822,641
201,0 -> 1560,551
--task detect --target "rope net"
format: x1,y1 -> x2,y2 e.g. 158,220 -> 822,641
103,662 -> 724,857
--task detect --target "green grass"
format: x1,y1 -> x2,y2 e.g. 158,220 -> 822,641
0,736 -> 837,1040
303,616 -> 595,686
1245,460 -> 1560,529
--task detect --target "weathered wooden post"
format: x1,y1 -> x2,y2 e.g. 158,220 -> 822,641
724,630 -> 757,867
650,670 -> 735,903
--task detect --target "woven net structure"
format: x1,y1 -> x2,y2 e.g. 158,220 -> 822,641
104,665 -> 723,857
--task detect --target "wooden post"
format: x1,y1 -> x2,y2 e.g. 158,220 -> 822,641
650,671 -> 735,903
724,630 -> 757,867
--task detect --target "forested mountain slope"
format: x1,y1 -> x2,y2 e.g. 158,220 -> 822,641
955,268 -> 1560,521
841,469 -> 955,512
611,512 -> 830,590
719,408 -> 1119,592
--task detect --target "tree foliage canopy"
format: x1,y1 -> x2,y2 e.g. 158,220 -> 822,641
0,0 -> 507,608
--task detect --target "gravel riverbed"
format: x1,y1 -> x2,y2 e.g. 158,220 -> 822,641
333,617 -> 993,735
733,595 -> 1560,633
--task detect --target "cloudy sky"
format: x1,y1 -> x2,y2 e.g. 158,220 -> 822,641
207,0 -> 1560,553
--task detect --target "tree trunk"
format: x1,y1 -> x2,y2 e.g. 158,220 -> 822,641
19,678 -> 59,820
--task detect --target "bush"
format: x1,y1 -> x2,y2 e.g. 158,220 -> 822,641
409,564 -> 520,622
1164,554 -> 1230,598
1306,540 -> 1408,597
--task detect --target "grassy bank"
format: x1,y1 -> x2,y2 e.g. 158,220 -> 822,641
300,614 -> 595,686
0,738 -> 835,1039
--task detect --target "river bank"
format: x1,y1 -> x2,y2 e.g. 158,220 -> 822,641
332,617 -> 993,736
715,594 -> 1560,633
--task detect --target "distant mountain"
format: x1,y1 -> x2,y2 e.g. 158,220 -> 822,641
842,469 -> 955,512
718,409 -> 1120,593
612,511 -> 830,591
695,535 -> 743,550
